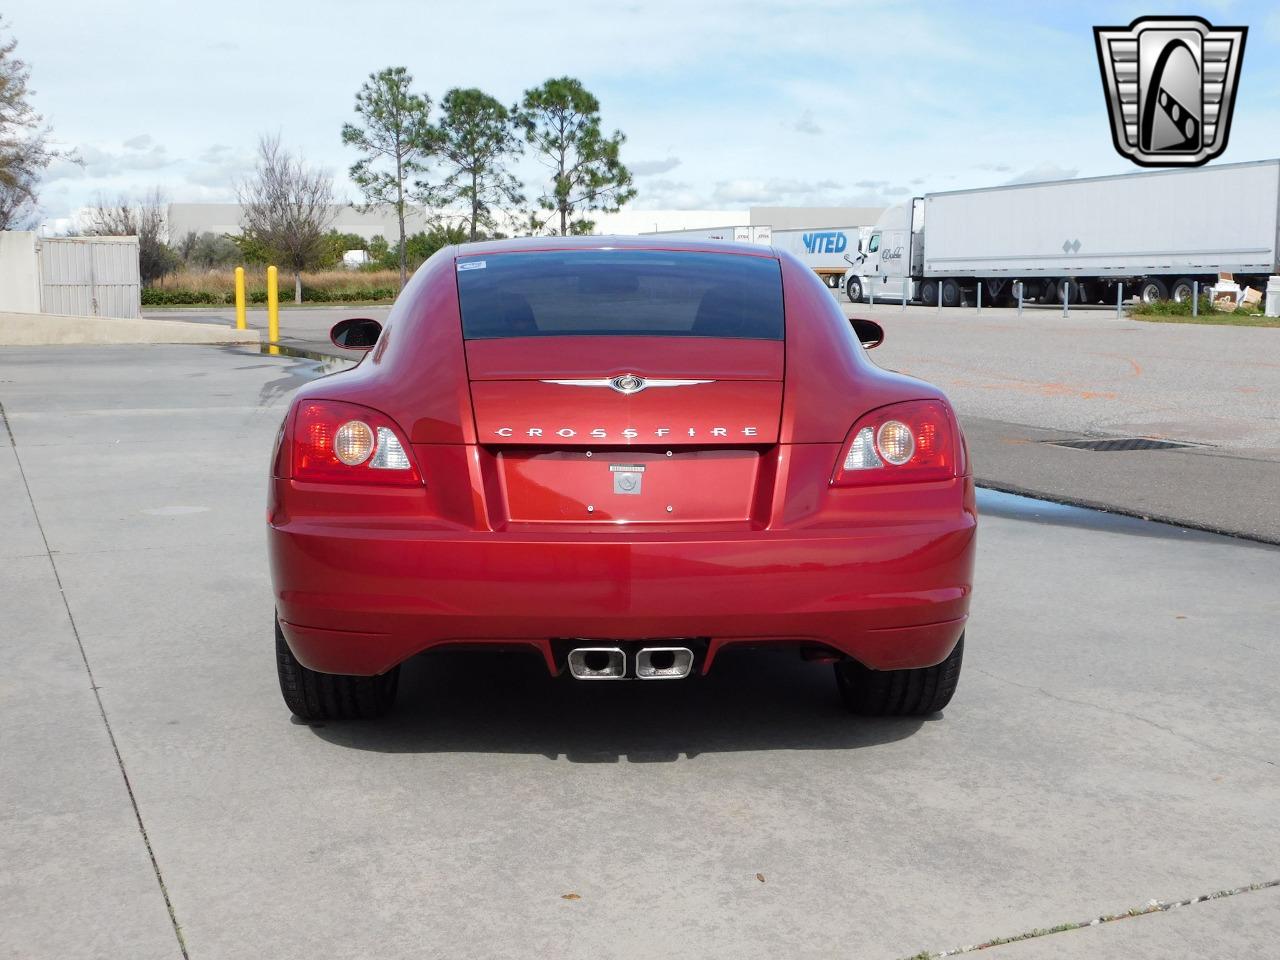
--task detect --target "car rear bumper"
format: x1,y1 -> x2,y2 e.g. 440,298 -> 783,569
270,483 -> 976,677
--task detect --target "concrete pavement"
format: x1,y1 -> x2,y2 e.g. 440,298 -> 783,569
2,344 -> 1278,959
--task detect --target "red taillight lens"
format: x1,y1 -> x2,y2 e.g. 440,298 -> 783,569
292,400 -> 422,486
832,399 -> 957,486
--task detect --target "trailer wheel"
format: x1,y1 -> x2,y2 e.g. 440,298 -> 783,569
1056,278 -> 1080,305
941,279 -> 962,308
919,279 -> 938,306
1036,281 -> 1057,305
1139,278 -> 1169,304
845,276 -> 863,303
1171,278 -> 1196,303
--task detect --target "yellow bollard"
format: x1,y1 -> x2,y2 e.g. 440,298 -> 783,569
234,266 -> 246,331
266,265 -> 279,356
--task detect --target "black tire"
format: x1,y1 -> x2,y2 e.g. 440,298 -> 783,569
845,276 -> 863,303
1170,277 -> 1196,303
834,634 -> 964,716
1139,277 -> 1169,304
918,279 -> 938,306
275,616 -> 399,721
940,278 -> 963,308
1036,281 -> 1057,305
1057,278 -> 1079,305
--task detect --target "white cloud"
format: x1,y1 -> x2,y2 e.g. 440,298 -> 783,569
630,156 -> 682,176
1003,163 -> 1079,185
632,178 -> 719,210
791,110 -> 822,135
711,177 -> 844,205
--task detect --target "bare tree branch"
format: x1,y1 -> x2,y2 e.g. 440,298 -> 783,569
237,134 -> 336,303
83,187 -> 176,284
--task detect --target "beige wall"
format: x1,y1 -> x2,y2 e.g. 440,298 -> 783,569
0,232 -> 41,313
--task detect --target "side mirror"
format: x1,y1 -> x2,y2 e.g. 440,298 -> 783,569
330,317 -> 382,351
850,317 -> 884,349
843,253 -> 856,266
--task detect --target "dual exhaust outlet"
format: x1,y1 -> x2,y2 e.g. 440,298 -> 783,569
566,646 -> 694,681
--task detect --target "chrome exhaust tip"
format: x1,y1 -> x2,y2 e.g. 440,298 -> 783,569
566,647 -> 626,680
635,646 -> 694,680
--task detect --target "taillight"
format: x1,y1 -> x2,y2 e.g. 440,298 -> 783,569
292,400 -> 422,485
832,399 -> 956,486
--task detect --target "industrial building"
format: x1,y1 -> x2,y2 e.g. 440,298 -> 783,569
162,203 -> 885,242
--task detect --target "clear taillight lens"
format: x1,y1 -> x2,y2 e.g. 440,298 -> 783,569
833,399 -> 957,486
334,421 -> 374,465
371,427 -> 410,470
875,420 -> 915,465
293,401 -> 421,485
842,426 -> 883,471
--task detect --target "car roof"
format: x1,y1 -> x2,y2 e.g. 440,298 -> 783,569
451,235 -> 780,259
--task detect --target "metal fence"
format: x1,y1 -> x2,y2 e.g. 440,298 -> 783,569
37,237 -> 141,319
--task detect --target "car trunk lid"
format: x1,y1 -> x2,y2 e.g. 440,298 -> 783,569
467,337 -> 782,523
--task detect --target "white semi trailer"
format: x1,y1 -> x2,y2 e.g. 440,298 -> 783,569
642,224 -> 871,289
842,159 -> 1280,307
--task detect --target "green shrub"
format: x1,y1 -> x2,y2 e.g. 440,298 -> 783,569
1133,296 -> 1262,317
299,285 -> 396,303
140,287 -> 224,305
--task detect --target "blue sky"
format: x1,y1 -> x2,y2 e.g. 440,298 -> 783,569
12,0 -> 1280,220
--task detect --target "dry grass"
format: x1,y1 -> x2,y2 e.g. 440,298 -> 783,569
153,267 -> 401,296
145,267 -> 402,304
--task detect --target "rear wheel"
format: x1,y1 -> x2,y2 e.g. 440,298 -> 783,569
834,634 -> 964,716
275,616 -> 399,721
1139,278 -> 1169,304
918,279 -> 938,306
1170,277 -> 1196,303
845,276 -> 863,303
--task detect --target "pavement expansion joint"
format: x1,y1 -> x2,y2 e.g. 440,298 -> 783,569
0,399 -> 192,960
900,878 -> 1280,959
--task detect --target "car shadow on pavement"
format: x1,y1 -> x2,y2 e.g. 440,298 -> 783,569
305,648 -> 929,761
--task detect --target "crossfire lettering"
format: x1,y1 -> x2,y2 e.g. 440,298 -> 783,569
494,426 -> 759,439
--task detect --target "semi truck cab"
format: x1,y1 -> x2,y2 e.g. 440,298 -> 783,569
843,201 -> 919,303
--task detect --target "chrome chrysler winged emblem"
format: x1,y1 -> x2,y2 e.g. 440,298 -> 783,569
541,374 -> 714,395
1094,16 -> 1247,167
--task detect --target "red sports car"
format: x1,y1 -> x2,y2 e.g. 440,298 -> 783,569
268,237 -> 975,721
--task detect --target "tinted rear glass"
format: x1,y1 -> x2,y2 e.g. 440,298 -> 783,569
456,250 -> 784,339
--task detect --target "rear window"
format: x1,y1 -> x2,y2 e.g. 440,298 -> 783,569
456,250 -> 784,340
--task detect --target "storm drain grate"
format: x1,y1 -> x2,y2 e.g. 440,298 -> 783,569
1044,437 -> 1196,452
